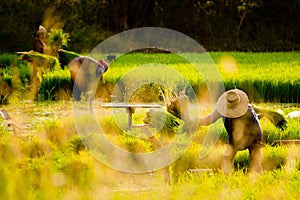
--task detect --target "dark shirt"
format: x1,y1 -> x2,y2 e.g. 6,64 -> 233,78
200,105 -> 263,150
33,37 -> 45,53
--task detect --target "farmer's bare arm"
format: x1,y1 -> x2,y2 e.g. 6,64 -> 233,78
199,109 -> 222,126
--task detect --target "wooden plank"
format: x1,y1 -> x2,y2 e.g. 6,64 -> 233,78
101,103 -> 162,109
274,140 -> 300,145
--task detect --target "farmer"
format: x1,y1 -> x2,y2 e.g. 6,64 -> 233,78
33,25 -> 47,53
69,56 -> 109,100
199,89 -> 263,174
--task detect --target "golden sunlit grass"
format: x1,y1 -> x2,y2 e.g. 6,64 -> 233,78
0,102 -> 300,199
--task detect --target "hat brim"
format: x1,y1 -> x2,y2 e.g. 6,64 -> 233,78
216,89 -> 249,118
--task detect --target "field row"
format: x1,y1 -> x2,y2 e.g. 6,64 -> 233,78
0,52 -> 299,103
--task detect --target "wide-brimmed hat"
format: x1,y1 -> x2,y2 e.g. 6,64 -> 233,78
216,89 -> 249,118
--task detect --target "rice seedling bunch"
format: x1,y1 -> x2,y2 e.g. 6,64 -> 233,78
143,108 -> 182,136
57,49 -> 80,69
47,29 -> 70,55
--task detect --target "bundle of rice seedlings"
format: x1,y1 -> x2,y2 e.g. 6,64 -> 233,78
143,108 -> 182,135
57,49 -> 80,69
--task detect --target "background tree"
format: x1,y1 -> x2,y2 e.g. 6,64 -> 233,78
0,0 -> 299,53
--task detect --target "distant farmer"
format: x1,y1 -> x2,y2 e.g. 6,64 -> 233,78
199,89 -> 286,174
69,56 -> 109,100
33,25 -> 47,53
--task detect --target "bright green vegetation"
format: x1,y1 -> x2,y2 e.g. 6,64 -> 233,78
0,51 -> 299,103
104,52 -> 300,102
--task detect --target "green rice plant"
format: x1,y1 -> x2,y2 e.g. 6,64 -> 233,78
0,67 -> 26,104
262,145 -> 288,170
22,138 -> 56,158
37,69 -> 72,101
2,67 -> 13,87
0,53 -> 19,68
234,150 -> 250,172
20,51 -> 61,71
116,132 -> 154,153
169,142 -> 202,183
38,116 -> 77,147
17,59 -> 31,86
2,52 -> 300,103
63,135 -> 85,154
170,169 -> 300,200
262,118 -> 300,145
104,52 -> 300,103
98,115 -> 125,135
142,108 -> 183,137
58,151 -> 94,189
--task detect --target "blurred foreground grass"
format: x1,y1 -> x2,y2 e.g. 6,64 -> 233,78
0,101 -> 300,199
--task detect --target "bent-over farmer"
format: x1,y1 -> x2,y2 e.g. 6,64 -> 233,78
69,56 -> 109,100
199,89 -> 263,174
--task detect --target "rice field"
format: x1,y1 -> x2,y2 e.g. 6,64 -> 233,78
0,101 -> 300,199
103,52 -> 300,103
0,52 -> 299,199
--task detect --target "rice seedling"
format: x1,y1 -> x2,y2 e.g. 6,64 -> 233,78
37,69 -> 72,101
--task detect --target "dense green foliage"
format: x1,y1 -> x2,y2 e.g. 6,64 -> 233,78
1,0 -> 300,53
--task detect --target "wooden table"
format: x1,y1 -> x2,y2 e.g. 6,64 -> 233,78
101,103 -> 162,129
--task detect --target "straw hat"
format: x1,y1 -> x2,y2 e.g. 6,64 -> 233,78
37,25 -> 46,35
216,89 -> 249,118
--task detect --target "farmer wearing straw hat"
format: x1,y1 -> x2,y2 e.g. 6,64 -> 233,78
69,56 -> 109,100
199,89 -> 263,174
33,25 -> 47,53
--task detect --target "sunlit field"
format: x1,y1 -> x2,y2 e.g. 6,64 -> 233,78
0,52 -> 300,199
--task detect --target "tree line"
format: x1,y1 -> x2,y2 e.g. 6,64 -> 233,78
1,0 -> 299,53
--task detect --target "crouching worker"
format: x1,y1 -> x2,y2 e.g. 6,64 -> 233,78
69,56 -> 109,100
199,89 -> 263,174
